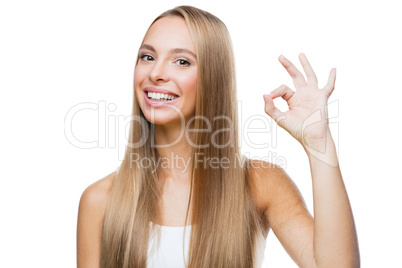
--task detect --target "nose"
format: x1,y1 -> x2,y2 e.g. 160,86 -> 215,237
149,60 -> 169,83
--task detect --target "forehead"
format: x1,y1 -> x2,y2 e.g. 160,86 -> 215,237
143,16 -> 195,53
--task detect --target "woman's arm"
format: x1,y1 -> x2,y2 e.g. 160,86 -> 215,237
261,54 -> 359,267
77,173 -> 113,268
306,132 -> 359,267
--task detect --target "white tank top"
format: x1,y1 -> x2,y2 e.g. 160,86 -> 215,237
147,223 -> 267,267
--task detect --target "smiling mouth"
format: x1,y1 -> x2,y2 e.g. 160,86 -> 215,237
145,90 -> 179,102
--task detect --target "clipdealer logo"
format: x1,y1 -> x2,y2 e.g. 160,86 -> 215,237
63,99 -> 339,165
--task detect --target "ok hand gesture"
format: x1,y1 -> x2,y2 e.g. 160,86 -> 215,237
264,53 -> 336,149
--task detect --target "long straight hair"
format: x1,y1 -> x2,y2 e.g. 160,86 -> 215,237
101,6 -> 265,267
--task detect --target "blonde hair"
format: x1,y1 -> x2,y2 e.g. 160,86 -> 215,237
101,6 -> 265,267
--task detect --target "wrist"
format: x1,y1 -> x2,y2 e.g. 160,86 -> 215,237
302,134 -> 339,167
301,126 -> 333,151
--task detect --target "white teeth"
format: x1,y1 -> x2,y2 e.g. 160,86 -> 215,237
147,91 -> 177,101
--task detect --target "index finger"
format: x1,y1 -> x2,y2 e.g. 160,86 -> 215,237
279,55 -> 307,88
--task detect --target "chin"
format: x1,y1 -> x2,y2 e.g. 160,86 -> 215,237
142,111 -> 183,126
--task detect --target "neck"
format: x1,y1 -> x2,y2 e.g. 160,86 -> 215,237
153,123 -> 194,182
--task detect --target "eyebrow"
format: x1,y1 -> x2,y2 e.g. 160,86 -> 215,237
139,44 -> 197,59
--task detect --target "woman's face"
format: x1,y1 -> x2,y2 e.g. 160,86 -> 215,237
134,16 -> 198,126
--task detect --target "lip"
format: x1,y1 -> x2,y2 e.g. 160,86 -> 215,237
144,87 -> 179,96
143,89 -> 180,107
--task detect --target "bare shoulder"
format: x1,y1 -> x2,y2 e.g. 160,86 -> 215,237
247,159 -> 299,212
79,171 -> 115,209
248,159 -> 289,211
77,171 -> 116,267
78,171 -> 116,233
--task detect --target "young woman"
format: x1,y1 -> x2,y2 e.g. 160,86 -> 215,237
77,5 -> 360,268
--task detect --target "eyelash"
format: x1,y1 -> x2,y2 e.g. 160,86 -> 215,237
139,54 -> 191,67
176,59 -> 191,66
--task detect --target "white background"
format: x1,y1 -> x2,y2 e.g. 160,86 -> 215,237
1,0 -> 401,267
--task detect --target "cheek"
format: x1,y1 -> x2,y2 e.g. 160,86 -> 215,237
180,71 -> 198,99
134,66 -> 145,87
134,66 -> 147,99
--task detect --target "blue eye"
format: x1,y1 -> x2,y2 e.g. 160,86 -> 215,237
140,54 -> 154,61
176,59 -> 190,66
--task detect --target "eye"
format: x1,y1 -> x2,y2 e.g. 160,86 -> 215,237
175,59 -> 190,67
140,54 -> 154,62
